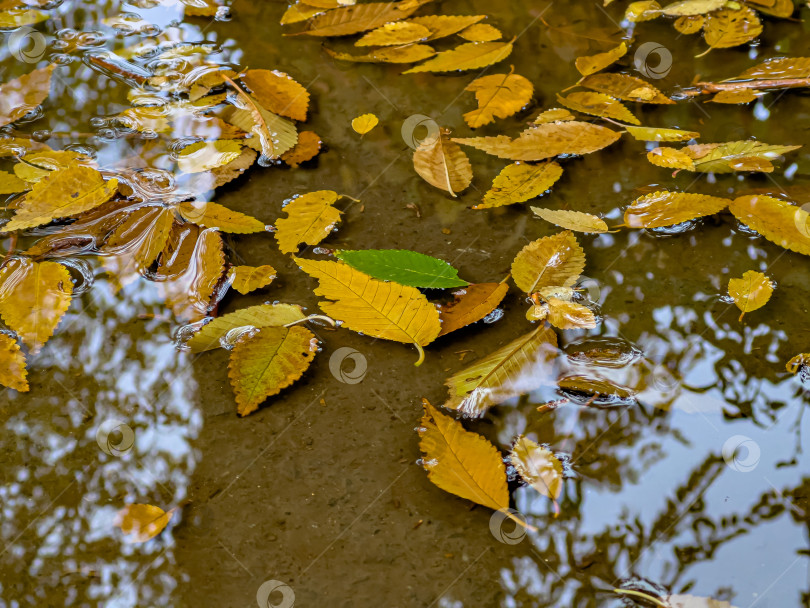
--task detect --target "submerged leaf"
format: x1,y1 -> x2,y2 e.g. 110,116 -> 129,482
728,270 -> 773,320
0,333 -> 28,392
275,190 -> 342,254
336,248 -> 468,288
326,44 -> 436,64
228,265 -> 277,295
404,39 -> 514,73
115,504 -> 174,543
624,190 -> 730,228
463,71 -> 533,128
229,326 -> 318,416
177,140 -> 243,174
413,129 -> 472,196
545,298 -> 597,329
459,23 -> 502,42
438,282 -> 509,337
281,131 -> 323,167
186,303 -> 306,353
512,231 -> 586,293
477,162 -> 562,209
0,64 -> 54,128
510,436 -> 564,504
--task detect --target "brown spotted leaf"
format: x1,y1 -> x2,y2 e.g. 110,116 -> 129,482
703,7 -> 762,51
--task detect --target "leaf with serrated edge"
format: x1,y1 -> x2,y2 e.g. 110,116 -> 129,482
580,73 -> 673,104
228,265 -> 277,295
187,303 -> 306,353
336,249 -> 468,288
241,69 -> 309,121
703,7 -> 762,50
464,72 -> 533,128
407,15 -> 486,40
624,191 -> 730,228
626,1 -> 662,22
228,326 -> 318,416
0,259 -> 73,354
728,270 -> 773,321
575,42 -> 627,76
0,170 -> 29,194
115,504 -> 174,543
477,162 -> 562,209
404,39 -> 514,73
557,92 -> 640,125
662,0 -> 726,16
177,201 -> 266,233
625,126 -> 699,142
545,298 -> 597,329
418,399 -> 508,511
730,195 -> 810,256
295,257 -> 441,363
512,231 -> 586,293
2,166 -> 118,232
736,57 -> 810,80
275,190 -> 342,254
413,129 -> 472,197
532,208 -> 608,233
438,282 -> 508,337
510,436 -> 564,504
325,44 -> 437,64
444,326 -> 558,417
356,21 -> 430,46
0,333 -> 28,391
296,0 -> 429,36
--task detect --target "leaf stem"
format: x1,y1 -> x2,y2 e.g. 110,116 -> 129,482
613,589 -> 669,608
413,342 -> 426,366
505,509 -> 539,532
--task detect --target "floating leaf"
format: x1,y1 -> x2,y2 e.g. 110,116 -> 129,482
13,150 -> 95,183
510,436 -> 564,506
786,353 -> 810,375
728,270 -> 773,321
275,190 -> 342,254
0,259 -> 73,354
228,265 -> 277,295
444,326 -> 558,417
459,23 -> 502,42
295,257 -> 441,363
228,326 -> 318,416
532,108 -> 575,124
356,21 -> 430,46
614,589 -> 739,608
710,89 -> 760,104
418,399 -> 508,511
580,73 -> 673,104
730,195 -> 810,256
647,141 -> 801,173
0,170 -> 29,194
2,166 -> 118,233
0,333 -> 28,392
187,303 -> 306,353
624,190 -> 730,228
336,248 -> 468,288
294,0 -> 429,36
557,91 -> 640,125
575,42 -> 627,76
438,282 -> 509,336
454,121 -> 621,161
531,208 -> 608,233
177,200 -> 266,233
281,130 -> 322,167
241,69 -> 309,121
662,0 -> 726,16
407,14 -> 486,40
477,162 -> 562,209
624,125 -> 699,142
114,504 -> 175,543
404,39 -> 514,73
413,128 -> 472,196
351,113 -> 378,135
674,14 -> 706,33
646,147 -> 695,170
512,231 -> 586,293
625,0 -> 662,21
463,71 -> 533,128
545,298 -> 597,329
703,7 -> 762,51
0,8 -> 48,27
177,140 -> 242,173
736,57 -> 810,80
0,64 -> 54,128
325,44 -> 436,63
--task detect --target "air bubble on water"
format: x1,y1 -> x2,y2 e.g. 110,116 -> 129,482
31,130 -> 51,142
483,308 -> 504,324
312,247 -> 330,255
257,154 -> 273,167
173,322 -> 205,351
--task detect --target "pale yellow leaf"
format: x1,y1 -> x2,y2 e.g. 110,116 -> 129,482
625,0 -> 662,21
177,140 -> 243,174
351,113 -> 378,135
531,207 -> 608,233
728,270 -> 773,320
624,190 -> 730,227
404,39 -> 514,73
575,42 -> 627,76
476,162 -> 563,209
510,436 -> 564,503
463,72 -> 533,128
545,298 -> 597,329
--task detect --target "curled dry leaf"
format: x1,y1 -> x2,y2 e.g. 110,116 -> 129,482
574,42 -> 627,76
293,0 -> 430,37
275,190 -> 342,254
0,333 -> 28,392
477,161 -> 563,209
281,131 -> 322,167
463,71 -> 533,128
295,257 -> 441,364
186,303 -> 306,353
355,21 -> 430,46
228,265 -> 277,295
580,73 -> 673,104
624,190 -> 730,228
730,195 -> 810,256
412,128 -> 472,197
177,201 -> 266,233
0,64 -> 54,128
438,282 -> 509,337
418,399 -> 508,512
511,231 -> 586,293
0,259 -> 73,354
335,249 -> 468,288
531,208 -> 608,233
351,113 -> 378,135
115,504 -> 175,543
557,92 -> 640,125
444,326 -> 558,417
228,326 -> 318,416
404,39 -> 514,73
241,69 -> 310,121
728,270 -> 773,321
510,436 -> 564,508
624,125 -> 699,142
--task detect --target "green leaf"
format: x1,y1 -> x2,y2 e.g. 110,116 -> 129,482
335,249 -> 468,288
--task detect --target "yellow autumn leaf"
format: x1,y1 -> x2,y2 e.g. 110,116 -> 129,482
702,7 -> 762,52
114,504 -> 175,543
786,353 -> 810,375
459,23 -> 502,41
177,140 -> 243,173
557,92 -> 640,125
0,259 -> 73,354
418,398 -> 508,511
625,0 -> 662,21
463,71 -> 534,128
728,270 -> 773,321
646,146 -> 696,170
404,39 -> 514,73
355,21 -> 430,46
730,194 -> 810,256
625,125 -> 700,142
735,57 -> 810,80
177,201 -> 266,233
186,303 -> 306,353
710,89 -> 760,104
228,326 -> 318,416
437,282 -> 509,337
512,231 -> 586,293
0,64 -> 54,128
0,8 -> 48,27
454,121 -> 621,161
294,257 -> 441,364
351,113 -> 378,135
647,141 -> 800,173
624,190 -> 730,228
531,207 -> 609,233
545,297 -> 597,329
662,0 -> 726,16
325,44 -> 436,64
476,162 -> 563,209
510,436 -> 564,506
2,166 -> 118,232
241,69 -> 310,121
281,130 -> 322,167
13,150 -> 96,183
0,333 -> 28,392
575,42 -> 627,76
228,265 -> 277,295
275,190 -> 342,254
444,326 -> 558,417
532,108 -> 575,124
580,73 -> 673,104
280,2 -> 329,25
293,0 -> 429,36
0,170 -> 29,194
674,14 -> 706,33
407,14 -> 486,40
412,128 -> 472,197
